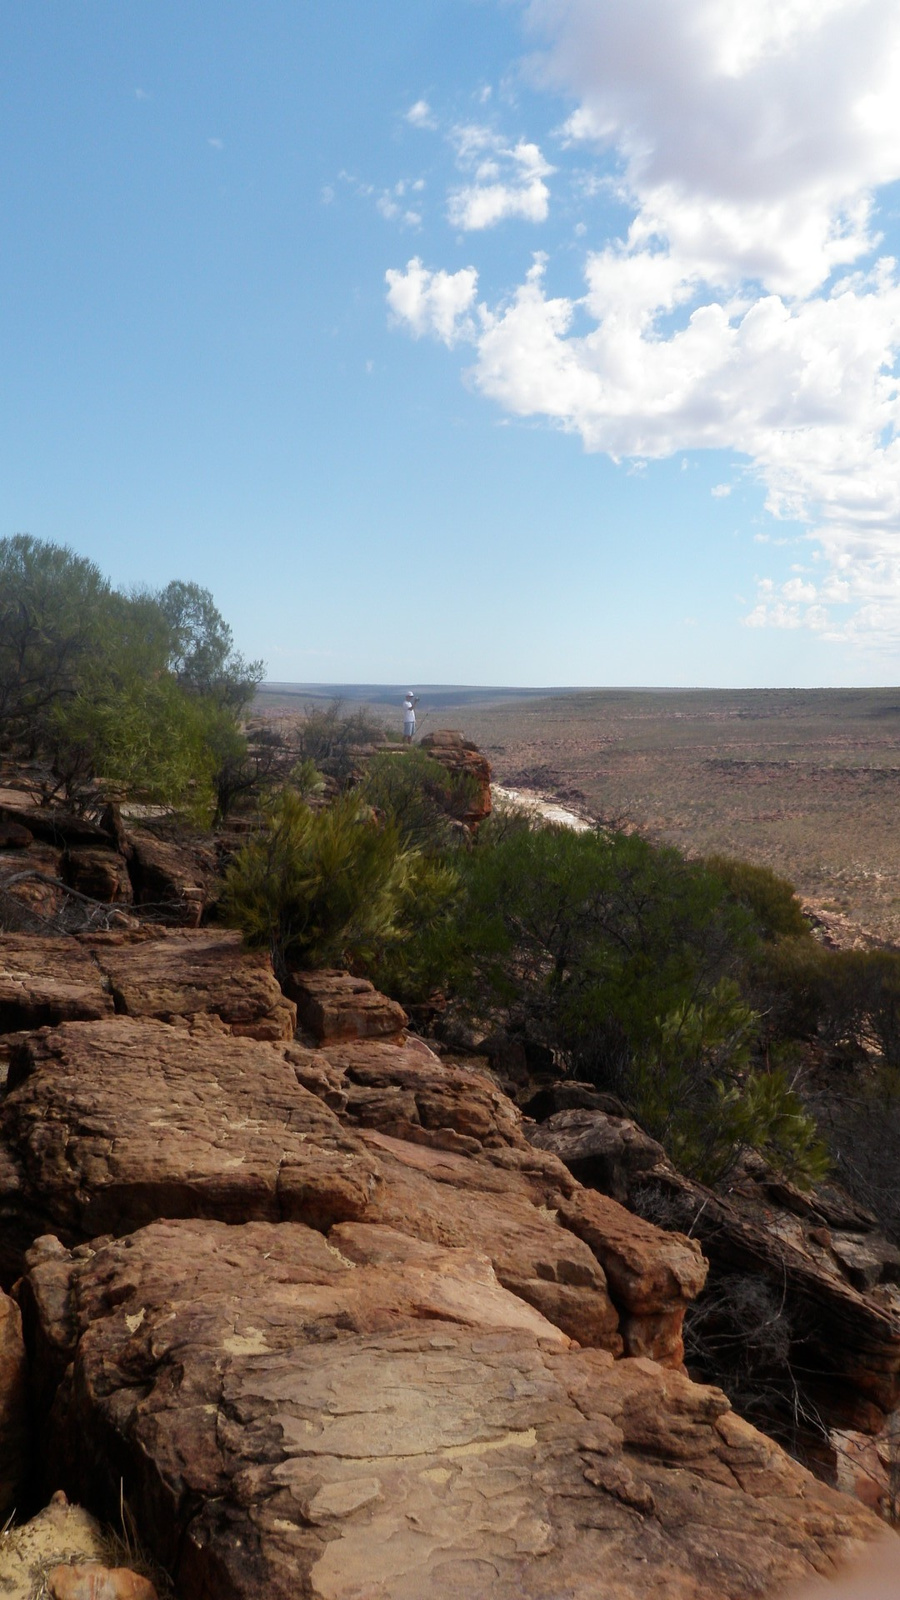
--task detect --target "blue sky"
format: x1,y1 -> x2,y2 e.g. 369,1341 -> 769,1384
3,1 -> 900,687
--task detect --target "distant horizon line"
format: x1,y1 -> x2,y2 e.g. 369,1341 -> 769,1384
259,681 -> 898,695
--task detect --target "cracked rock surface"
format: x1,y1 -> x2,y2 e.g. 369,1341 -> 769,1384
22,1218 -> 882,1600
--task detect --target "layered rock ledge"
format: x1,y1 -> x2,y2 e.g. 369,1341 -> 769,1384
20,1219 -> 882,1600
0,929 -> 894,1596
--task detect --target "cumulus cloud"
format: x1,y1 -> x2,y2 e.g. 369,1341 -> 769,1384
406,99 -> 437,130
526,0 -> 900,294
447,125 -> 555,229
386,0 -> 900,652
385,258 -> 478,345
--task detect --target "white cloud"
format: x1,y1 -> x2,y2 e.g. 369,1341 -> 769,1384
447,125 -> 555,230
711,483 -> 732,497
386,0 -> 900,652
406,99 -> 437,130
385,258 -> 479,345
207,137 -> 224,151
526,0 -> 900,294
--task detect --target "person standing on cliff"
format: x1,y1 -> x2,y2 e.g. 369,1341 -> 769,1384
402,691 -> 419,743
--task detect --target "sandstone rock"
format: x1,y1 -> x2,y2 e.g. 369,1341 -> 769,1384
0,821 -> 32,850
63,851 -> 133,906
81,929 -> 295,1040
0,845 -> 67,926
529,1108 -> 900,1464
285,968 -> 407,1043
125,830 -> 213,927
0,1495 -> 109,1597
20,1218 -> 885,1600
0,936 -> 113,1034
0,1017 -> 620,1349
418,730 -> 492,824
357,1129 -> 622,1351
47,1566 -> 159,1600
530,1106 -> 668,1203
0,1288 -> 28,1520
0,805 -> 112,850
0,1018 -> 379,1280
307,1035 -> 525,1150
558,1187 -> 707,1365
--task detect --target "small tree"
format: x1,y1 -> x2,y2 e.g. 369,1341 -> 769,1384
0,534 -> 111,752
156,579 -> 263,710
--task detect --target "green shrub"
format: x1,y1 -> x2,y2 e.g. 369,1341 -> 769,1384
360,748 -> 475,852
221,789 -> 432,970
627,980 -> 826,1185
447,821 -> 757,1080
706,856 -> 810,941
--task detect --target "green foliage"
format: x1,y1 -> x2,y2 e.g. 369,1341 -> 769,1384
0,536 -> 264,817
706,855 -> 810,941
221,789 -> 432,969
631,974 -> 827,1185
156,580 -> 264,711
0,534 -> 111,749
446,820 -> 756,1079
50,673 -> 219,817
360,748 -> 473,852
296,699 -> 386,781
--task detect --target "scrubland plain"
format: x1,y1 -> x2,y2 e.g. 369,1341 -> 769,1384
257,685 -> 900,946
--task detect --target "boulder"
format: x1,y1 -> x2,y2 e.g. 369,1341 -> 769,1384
82,929 -> 296,1040
418,730 -> 492,824
0,936 -> 114,1034
530,1107 -> 668,1203
0,1287 -> 28,1520
302,1035 -> 525,1150
0,820 -> 32,850
0,805 -> 113,850
125,829 -> 214,927
558,1187 -> 707,1366
19,1217 -> 886,1600
285,968 -> 407,1043
63,849 -> 133,905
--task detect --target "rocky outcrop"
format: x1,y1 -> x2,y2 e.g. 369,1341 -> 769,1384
0,936 -> 114,1033
20,1217 -> 884,1600
0,1287 -> 28,1520
530,1104 -> 667,1203
0,1018 -> 377,1278
285,969 -> 407,1044
0,804 -> 115,851
81,929 -> 296,1040
418,730 -> 492,825
125,830 -> 214,927
558,1188 -> 707,1366
1,926 -> 894,1593
63,849 -> 133,905
529,1104 -> 900,1518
